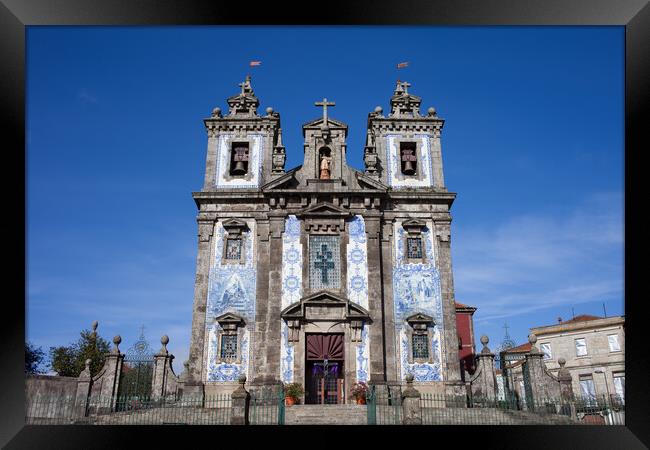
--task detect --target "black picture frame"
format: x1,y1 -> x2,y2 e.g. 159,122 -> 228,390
2,0 -> 647,447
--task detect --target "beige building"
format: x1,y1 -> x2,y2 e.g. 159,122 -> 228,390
530,314 -> 625,403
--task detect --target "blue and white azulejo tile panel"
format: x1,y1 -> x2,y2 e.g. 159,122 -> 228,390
392,220 -> 444,382
347,215 -> 369,310
356,325 -> 370,382
280,321 -> 294,384
385,134 -> 434,189
281,215 -> 302,310
206,324 -> 251,382
205,220 -> 257,382
280,215 -> 302,382
214,133 -> 264,189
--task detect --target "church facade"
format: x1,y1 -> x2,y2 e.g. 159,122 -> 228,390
185,76 -> 465,402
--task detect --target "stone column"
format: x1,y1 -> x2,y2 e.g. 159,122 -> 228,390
74,359 -> 92,418
230,375 -> 251,425
252,215 -> 283,385
185,217 -> 214,398
152,335 -> 173,401
98,336 -> 125,413
365,215 -> 387,382
380,218 -> 398,381
436,222 -> 463,396
401,374 -> 422,425
470,336 -> 497,403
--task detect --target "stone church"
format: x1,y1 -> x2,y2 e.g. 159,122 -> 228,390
184,76 -> 466,403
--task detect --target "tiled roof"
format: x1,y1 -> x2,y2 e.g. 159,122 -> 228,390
455,302 -> 476,309
559,314 -> 602,324
501,342 -> 531,354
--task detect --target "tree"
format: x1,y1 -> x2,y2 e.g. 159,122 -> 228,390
25,341 -> 46,374
49,327 -> 111,377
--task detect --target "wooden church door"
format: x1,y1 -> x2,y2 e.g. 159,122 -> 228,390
305,333 -> 345,404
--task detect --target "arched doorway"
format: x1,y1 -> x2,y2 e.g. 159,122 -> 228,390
305,333 -> 344,404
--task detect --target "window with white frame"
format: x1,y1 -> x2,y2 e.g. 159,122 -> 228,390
579,374 -> 597,404
608,334 -> 621,352
575,338 -> 587,357
540,343 -> 552,360
613,373 -> 625,403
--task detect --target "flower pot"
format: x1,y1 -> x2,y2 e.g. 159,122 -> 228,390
356,397 -> 366,405
285,396 -> 296,406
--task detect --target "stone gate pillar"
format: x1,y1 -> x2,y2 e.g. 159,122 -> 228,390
152,335 -> 174,401
97,336 -> 125,413
230,375 -> 251,425
74,359 -> 93,418
401,374 -> 422,424
470,335 -> 497,402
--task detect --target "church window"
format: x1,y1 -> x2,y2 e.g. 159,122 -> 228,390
230,142 -> 250,176
400,142 -> 417,175
309,235 -> 341,290
225,238 -> 242,260
412,334 -> 429,359
540,343 -> 552,360
407,237 -> 423,259
575,338 -> 587,357
220,334 -> 238,360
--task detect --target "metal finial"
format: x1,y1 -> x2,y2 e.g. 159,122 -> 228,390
91,321 -> 98,332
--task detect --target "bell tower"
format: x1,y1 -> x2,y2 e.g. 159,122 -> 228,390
201,75 -> 285,191
363,80 -> 446,191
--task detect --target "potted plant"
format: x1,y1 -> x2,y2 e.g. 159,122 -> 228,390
284,383 -> 304,406
351,381 -> 369,404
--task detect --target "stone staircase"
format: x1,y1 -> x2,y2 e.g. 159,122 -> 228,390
284,404 -> 367,425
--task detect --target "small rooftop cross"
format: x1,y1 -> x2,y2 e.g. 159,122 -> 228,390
401,81 -> 411,94
315,98 -> 335,125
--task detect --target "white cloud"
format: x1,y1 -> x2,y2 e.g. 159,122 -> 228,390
453,192 -> 623,323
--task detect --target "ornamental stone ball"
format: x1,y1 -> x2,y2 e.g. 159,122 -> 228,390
265,106 -> 274,115
161,335 -> 169,346
480,335 -> 489,346
558,357 -> 566,367
528,334 -> 537,344
427,106 -> 436,116
238,374 -> 247,384
85,358 -> 92,367
405,373 -> 415,383
113,335 -> 122,346
374,106 -> 383,114
212,107 -> 221,117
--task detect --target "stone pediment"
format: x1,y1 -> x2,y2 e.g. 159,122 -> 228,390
402,219 -> 427,234
215,312 -> 246,329
406,313 -> 434,328
297,202 -> 352,218
302,117 -> 348,130
281,291 -> 370,322
221,218 -> 249,235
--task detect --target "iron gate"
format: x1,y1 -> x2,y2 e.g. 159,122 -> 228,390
117,327 -> 155,408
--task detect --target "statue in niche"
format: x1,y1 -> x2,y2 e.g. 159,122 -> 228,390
319,148 -> 332,180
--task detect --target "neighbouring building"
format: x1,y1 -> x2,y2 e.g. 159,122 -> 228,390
500,314 -> 625,405
455,302 -> 477,376
183,75 -> 467,403
531,314 -> 625,404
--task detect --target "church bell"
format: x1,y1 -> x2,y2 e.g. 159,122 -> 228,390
232,160 -> 247,174
403,159 -> 415,174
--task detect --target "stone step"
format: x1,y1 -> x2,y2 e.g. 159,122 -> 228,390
285,405 -> 367,425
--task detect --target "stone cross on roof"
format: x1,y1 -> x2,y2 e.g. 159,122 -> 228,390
315,98 -> 335,125
238,75 -> 253,95
401,81 -> 411,94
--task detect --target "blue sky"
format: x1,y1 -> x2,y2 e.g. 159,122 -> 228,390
27,26 -> 624,371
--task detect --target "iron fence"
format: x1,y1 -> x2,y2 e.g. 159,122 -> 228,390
26,394 -> 231,425
249,387 -> 285,425
367,384 -> 402,425
420,393 -> 625,425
